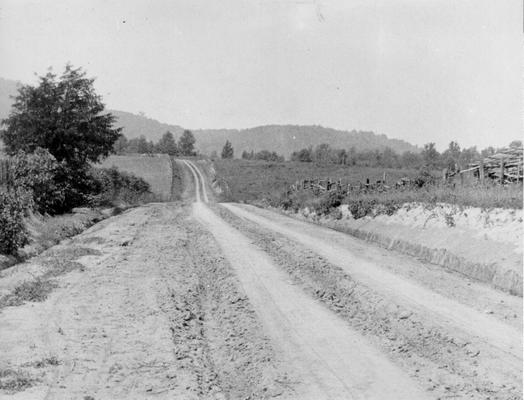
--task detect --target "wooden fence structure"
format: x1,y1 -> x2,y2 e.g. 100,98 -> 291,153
446,147 -> 523,184
289,148 -> 523,196
290,173 -> 391,195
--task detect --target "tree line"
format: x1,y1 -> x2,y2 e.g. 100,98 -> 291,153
113,130 -> 197,156
290,141 -> 522,171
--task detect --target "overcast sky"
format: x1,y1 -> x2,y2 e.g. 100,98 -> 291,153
0,0 -> 522,150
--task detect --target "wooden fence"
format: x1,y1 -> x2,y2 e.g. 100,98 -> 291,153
290,173 -> 392,195
289,148 -> 523,196
446,147 -> 523,184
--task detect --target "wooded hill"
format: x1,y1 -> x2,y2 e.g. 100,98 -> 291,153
1,77 -> 419,156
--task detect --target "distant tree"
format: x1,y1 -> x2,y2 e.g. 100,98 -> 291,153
136,136 -> 150,154
157,131 -> 178,155
291,147 -> 313,162
400,151 -> 422,169
380,147 -> 400,168
332,149 -> 347,165
459,146 -> 480,167
1,65 -> 121,168
421,143 -> 440,169
441,141 -> 461,170
242,150 -> 255,160
253,150 -> 284,162
347,146 -> 357,166
480,146 -> 495,158
178,130 -> 196,156
509,140 -> 523,149
126,138 -> 140,153
113,135 -> 128,154
221,140 -> 234,159
313,143 -> 332,163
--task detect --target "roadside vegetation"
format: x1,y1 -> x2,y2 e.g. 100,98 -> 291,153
213,159 -> 421,203
0,65 -> 152,258
213,157 -> 523,221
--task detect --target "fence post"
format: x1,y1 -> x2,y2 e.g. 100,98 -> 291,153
479,159 -> 484,184
500,160 -> 505,184
382,171 -> 386,184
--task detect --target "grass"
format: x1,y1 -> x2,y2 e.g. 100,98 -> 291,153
212,160 -> 523,218
0,279 -> 57,308
213,159 -> 420,203
0,369 -> 35,392
0,246 -> 99,309
99,154 -> 173,201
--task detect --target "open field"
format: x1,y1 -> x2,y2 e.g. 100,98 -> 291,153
99,154 -> 174,201
212,159 -> 420,203
213,159 -> 523,210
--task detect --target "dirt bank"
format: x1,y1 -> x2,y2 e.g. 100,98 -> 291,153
0,207 -> 110,272
283,202 -> 523,296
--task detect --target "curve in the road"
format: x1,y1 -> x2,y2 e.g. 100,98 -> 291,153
182,160 -> 209,203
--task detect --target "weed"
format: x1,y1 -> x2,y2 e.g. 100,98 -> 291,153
32,356 -> 60,368
0,369 -> 34,392
444,213 -> 456,227
0,279 -> 57,308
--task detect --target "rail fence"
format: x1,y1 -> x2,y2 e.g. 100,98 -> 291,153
288,147 -> 523,196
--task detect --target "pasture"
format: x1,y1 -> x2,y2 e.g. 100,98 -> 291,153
213,159 -> 420,203
213,159 -> 523,210
99,154 -> 173,201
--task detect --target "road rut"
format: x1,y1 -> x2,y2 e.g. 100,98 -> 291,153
222,202 -> 522,362
185,160 -> 430,399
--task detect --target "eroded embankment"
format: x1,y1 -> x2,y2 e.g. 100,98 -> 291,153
211,203 -> 523,400
282,203 -> 523,296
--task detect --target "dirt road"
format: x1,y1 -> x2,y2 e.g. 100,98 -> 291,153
0,159 -> 521,399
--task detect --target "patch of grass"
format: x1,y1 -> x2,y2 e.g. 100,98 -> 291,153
0,369 -> 35,393
30,356 -> 61,368
0,279 -> 57,308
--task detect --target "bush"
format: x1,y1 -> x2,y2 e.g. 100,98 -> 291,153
89,167 -> 152,206
11,148 -> 66,214
0,190 -> 31,255
348,199 -> 377,219
312,190 -> 346,216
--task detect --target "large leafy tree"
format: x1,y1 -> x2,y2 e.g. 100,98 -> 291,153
178,130 -> 196,156
1,65 -> 122,211
157,131 -> 178,155
421,142 -> 441,169
1,65 -> 121,168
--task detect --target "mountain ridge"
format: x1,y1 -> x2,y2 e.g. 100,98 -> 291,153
0,77 -> 419,156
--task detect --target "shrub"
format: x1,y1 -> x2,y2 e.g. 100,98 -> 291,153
89,167 -> 152,206
312,190 -> 346,216
11,148 -> 66,214
0,189 -> 31,255
348,199 -> 377,219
